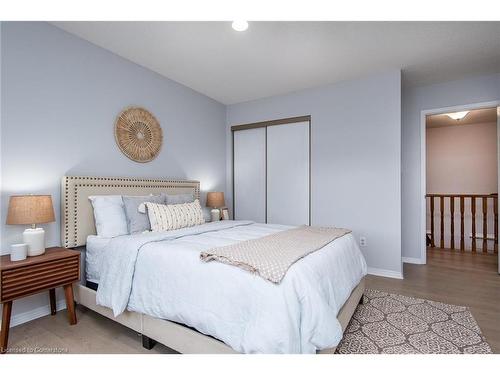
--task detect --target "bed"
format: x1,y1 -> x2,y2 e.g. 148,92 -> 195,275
61,176 -> 367,354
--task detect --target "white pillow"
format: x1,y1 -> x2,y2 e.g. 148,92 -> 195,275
202,206 -> 211,222
88,195 -> 128,238
145,199 -> 205,232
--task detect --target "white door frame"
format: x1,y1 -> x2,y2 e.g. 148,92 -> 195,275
420,100 -> 500,265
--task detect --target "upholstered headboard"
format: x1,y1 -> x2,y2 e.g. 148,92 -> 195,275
61,176 -> 200,248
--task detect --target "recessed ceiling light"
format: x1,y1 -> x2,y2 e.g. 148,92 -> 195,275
232,21 -> 249,32
446,111 -> 470,121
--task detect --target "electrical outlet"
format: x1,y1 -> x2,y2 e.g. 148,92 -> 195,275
359,237 -> 367,247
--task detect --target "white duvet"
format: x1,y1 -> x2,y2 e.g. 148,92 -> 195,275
96,220 -> 367,353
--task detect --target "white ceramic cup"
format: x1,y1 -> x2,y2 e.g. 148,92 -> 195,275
10,243 -> 28,262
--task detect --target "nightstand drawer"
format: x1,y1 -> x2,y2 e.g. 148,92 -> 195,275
1,255 -> 79,302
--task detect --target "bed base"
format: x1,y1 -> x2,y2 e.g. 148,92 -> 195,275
73,277 -> 365,354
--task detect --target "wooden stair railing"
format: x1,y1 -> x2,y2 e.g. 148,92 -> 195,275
426,194 -> 498,253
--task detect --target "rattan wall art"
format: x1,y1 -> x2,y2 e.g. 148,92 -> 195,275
115,107 -> 163,163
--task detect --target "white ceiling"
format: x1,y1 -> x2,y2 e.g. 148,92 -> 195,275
52,22 -> 500,105
426,107 -> 497,128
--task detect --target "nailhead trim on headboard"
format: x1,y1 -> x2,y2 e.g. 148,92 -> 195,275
61,176 -> 201,248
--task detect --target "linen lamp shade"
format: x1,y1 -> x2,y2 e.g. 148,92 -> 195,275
206,192 -> 225,208
6,195 -> 55,257
6,195 -> 55,225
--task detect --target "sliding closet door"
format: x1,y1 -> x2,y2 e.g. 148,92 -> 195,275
233,128 -> 266,222
267,122 -> 310,225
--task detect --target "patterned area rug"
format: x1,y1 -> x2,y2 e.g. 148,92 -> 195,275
335,289 -> 492,354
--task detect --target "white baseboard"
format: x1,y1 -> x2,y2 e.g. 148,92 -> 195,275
402,257 -> 425,264
1,299 -> 67,328
367,267 -> 403,279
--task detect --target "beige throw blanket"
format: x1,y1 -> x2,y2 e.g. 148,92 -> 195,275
200,226 -> 351,283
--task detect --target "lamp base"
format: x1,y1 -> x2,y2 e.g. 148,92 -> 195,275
23,227 -> 46,256
210,208 -> 221,222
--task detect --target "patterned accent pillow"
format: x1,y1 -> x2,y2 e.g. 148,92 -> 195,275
145,199 -> 205,232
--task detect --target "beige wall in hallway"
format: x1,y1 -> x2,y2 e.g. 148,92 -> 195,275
426,122 -> 498,194
426,121 -> 498,251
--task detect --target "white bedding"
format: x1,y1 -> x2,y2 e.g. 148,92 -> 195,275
85,235 -> 112,283
96,221 -> 367,353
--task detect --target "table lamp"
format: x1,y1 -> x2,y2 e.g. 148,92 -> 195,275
6,195 -> 55,256
206,192 -> 225,222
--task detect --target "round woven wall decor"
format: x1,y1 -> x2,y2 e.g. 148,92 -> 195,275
115,107 -> 163,163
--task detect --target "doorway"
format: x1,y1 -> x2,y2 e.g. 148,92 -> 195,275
420,102 -> 500,270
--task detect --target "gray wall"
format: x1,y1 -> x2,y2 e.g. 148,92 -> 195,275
402,73 -> 500,261
226,70 -> 403,277
1,22 -> 226,320
0,22 -> 3,252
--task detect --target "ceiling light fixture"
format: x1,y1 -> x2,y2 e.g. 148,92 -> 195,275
232,21 -> 249,32
446,111 -> 470,121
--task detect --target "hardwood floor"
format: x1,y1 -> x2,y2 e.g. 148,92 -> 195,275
6,248 -> 500,354
7,304 -> 176,354
367,248 -> 500,353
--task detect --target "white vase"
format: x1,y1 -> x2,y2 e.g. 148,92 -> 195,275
23,227 -> 46,256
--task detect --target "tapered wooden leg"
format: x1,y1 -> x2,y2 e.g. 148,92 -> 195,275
63,284 -> 77,325
358,294 -> 365,305
1,301 -> 13,354
49,289 -> 56,315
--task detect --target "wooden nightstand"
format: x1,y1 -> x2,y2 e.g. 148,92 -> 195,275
0,247 -> 80,353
